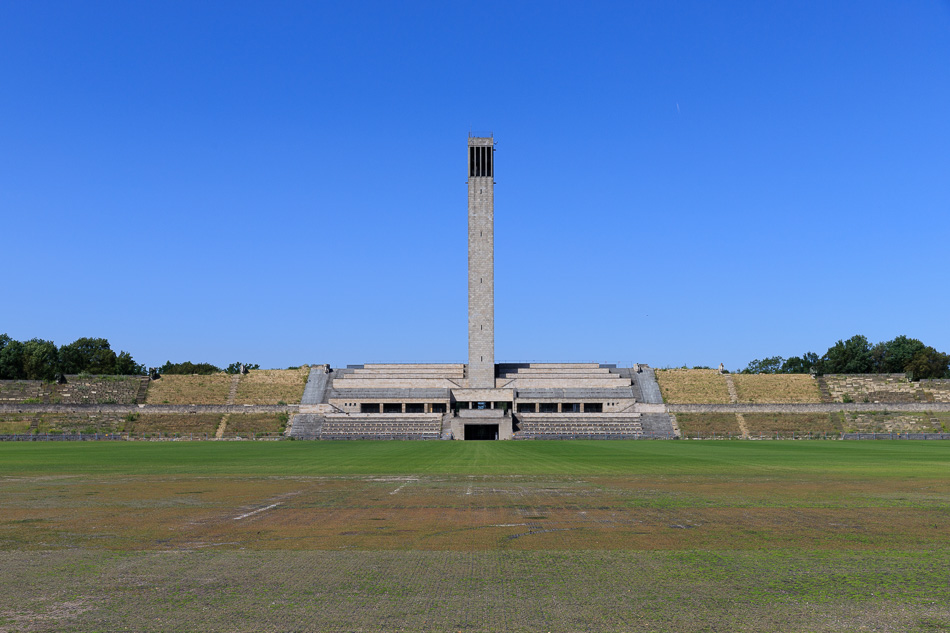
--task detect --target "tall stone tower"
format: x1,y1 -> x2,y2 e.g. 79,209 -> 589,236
467,136 -> 495,388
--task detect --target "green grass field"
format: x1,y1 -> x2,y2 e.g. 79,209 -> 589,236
2,441 -> 949,632
5,438 -> 950,477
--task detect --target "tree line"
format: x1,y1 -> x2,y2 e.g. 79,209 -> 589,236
0,335 -> 145,381
158,361 -> 260,375
0,334 -> 265,381
742,335 -> 950,379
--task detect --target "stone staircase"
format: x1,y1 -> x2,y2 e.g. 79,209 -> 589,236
135,376 -> 150,404
288,414 -> 325,439
632,366 -> 664,404
215,374 -> 242,438
637,413 -> 677,438
441,412 -> 454,439
815,376 -> 834,403
301,366 -> 332,405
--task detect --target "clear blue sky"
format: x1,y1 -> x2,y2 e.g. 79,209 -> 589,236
2,1 -> 948,371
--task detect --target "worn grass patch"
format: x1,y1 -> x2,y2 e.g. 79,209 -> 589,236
655,369 -> 731,403
144,374 -> 231,405
233,368 -> 309,405
126,414 -> 223,436
0,412 -> 126,434
675,412 -> 741,437
223,413 -> 288,436
0,418 -> 33,434
742,413 -> 842,436
732,373 -> 822,403
3,471 -> 950,552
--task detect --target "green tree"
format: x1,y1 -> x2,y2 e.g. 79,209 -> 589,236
159,361 -> 221,375
822,335 -> 873,374
905,347 -> 950,380
781,352 -> 819,374
59,337 -> 117,374
114,351 -> 145,375
741,356 -> 785,374
21,338 -> 59,381
0,337 -> 25,379
226,362 -> 260,374
870,335 -> 926,374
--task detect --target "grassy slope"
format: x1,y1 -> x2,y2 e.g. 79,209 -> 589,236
1,440 -> 948,478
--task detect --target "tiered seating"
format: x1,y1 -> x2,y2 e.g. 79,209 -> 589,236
514,413 -> 643,439
320,413 -> 442,440
823,374 -> 946,404
0,376 -> 144,405
497,364 -> 631,389
332,364 -> 466,389
0,381 -> 46,403
54,376 -> 143,405
921,380 -> 950,403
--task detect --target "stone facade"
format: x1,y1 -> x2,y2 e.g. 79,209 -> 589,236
468,136 -> 495,388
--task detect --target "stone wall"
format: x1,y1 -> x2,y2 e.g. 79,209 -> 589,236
0,376 -> 145,405
0,403 -> 298,414
822,374 -> 950,404
842,411 -> 950,434
667,403 -> 950,413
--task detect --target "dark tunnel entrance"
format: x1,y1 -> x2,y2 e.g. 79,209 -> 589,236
464,424 -> 499,440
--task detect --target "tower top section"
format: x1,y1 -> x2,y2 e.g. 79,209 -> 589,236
468,137 -> 494,179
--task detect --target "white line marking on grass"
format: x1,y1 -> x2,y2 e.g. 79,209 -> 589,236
389,482 -> 412,495
233,503 -> 281,520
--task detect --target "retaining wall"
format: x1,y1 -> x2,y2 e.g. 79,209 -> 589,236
667,403 -> 950,413
0,404 -> 299,414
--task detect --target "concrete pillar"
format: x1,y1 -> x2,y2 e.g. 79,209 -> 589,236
468,136 -> 495,388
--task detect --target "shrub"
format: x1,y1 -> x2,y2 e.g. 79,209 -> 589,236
159,361 -> 222,375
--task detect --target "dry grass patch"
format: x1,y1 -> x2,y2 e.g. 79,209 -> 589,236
144,374 -> 231,404
0,417 -> 33,434
7,412 -> 126,434
127,413 -> 223,436
655,369 -> 731,403
224,413 -> 288,436
675,413 -> 741,438
731,374 -> 822,403
742,413 -> 842,437
234,368 -> 309,404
